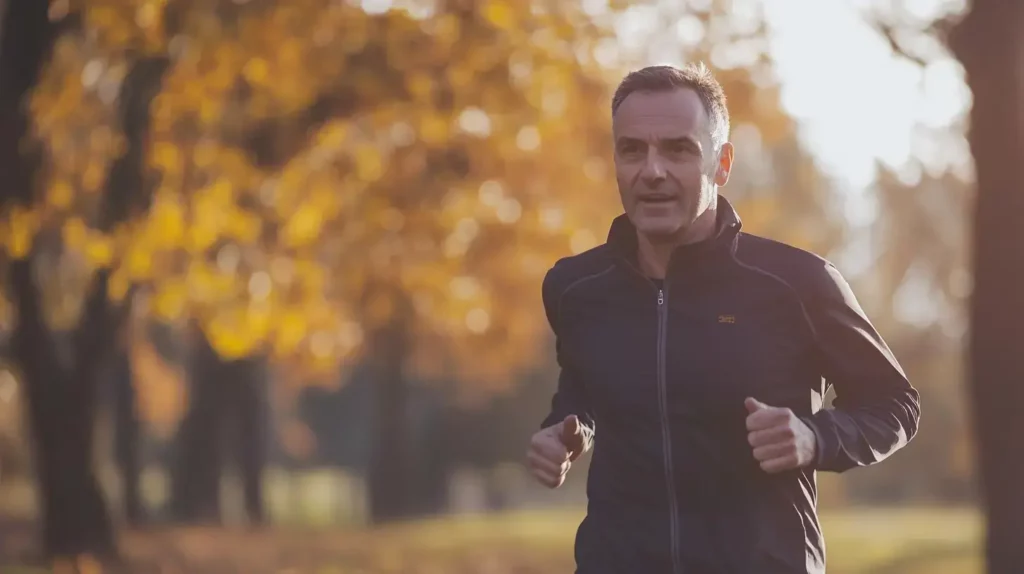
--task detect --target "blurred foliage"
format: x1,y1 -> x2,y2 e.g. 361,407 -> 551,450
6,0 -> 632,393
2,0 -> 845,405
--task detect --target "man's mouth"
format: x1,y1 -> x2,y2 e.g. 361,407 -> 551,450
638,195 -> 675,204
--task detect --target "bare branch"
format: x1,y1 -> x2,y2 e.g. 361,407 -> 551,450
871,18 -> 929,67
859,0 -> 966,67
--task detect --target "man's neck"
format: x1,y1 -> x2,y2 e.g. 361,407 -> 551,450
636,207 -> 718,279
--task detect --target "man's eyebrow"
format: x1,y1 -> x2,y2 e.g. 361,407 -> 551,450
614,135 -> 703,150
662,136 -> 700,146
615,135 -> 699,143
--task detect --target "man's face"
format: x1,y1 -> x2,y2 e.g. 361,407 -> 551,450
612,88 -> 732,241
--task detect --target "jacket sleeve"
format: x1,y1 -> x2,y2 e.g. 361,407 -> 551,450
539,266 -> 596,450
799,263 -> 921,473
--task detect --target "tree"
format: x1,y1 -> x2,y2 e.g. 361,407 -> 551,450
948,2 -> 1024,571
0,0 -> 167,559
867,0 -> 1024,568
11,0 -> 630,525
168,328 -> 268,525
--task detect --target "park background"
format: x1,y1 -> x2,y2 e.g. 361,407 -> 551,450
0,0 -> 1021,572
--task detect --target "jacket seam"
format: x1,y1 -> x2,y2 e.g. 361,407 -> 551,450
730,254 -> 820,343
732,253 -> 831,468
554,264 -> 616,332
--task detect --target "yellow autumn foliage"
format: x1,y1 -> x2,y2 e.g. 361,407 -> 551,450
3,0 -> 837,403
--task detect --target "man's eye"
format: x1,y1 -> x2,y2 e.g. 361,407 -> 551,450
620,144 -> 643,154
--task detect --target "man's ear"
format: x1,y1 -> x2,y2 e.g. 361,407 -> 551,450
714,141 -> 734,187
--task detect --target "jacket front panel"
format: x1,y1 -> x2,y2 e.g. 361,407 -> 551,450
554,252 -> 825,573
540,196 -> 920,574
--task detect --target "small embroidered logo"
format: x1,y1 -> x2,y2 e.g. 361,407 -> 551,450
718,314 -> 736,324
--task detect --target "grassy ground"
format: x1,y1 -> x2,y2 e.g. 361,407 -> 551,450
0,506 -> 981,573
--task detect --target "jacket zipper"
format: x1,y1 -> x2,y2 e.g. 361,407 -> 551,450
657,285 -> 682,574
621,258 -> 684,573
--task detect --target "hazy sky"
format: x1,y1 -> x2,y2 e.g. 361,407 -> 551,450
762,0 -> 969,190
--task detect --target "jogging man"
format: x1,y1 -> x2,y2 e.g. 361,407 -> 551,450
526,63 -> 921,573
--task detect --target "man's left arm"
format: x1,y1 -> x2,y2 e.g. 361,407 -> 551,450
799,263 -> 922,473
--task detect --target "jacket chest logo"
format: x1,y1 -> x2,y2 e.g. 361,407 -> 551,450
718,314 -> 736,324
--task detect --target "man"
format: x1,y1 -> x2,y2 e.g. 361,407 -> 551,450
526,63 -> 921,574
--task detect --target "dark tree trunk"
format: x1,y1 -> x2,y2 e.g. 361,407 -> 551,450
169,333 -> 267,525
11,266 -> 118,557
0,0 -> 115,558
170,333 -> 226,524
411,403 -> 452,515
950,2 -> 1024,572
228,355 -> 268,525
0,0 -> 166,556
367,295 -> 415,524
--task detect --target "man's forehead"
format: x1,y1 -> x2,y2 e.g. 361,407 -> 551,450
612,88 -> 708,137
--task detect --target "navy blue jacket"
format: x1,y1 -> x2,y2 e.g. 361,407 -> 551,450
540,196 -> 920,574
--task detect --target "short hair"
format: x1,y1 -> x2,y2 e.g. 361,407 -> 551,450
611,63 -> 730,149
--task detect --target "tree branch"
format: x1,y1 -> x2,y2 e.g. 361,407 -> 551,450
862,4 -> 965,67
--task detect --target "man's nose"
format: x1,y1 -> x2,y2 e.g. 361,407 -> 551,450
640,151 -> 667,188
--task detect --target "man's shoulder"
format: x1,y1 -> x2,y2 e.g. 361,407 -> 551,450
734,232 -> 845,300
543,243 -> 617,301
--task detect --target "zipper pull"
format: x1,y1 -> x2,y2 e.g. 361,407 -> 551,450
658,289 -> 664,305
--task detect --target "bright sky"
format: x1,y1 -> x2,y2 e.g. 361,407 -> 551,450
761,0 -> 970,190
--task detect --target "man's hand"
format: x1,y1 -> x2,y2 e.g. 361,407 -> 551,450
745,397 -> 817,473
527,414 -> 587,488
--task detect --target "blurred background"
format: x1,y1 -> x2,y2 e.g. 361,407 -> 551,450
0,0 -> 1020,572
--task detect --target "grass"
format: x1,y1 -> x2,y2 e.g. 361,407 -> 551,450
0,505 -> 982,573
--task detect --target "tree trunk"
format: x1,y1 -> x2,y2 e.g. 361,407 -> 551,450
0,0 -> 117,558
950,2 -> 1024,572
411,402 -> 452,515
2,0 -> 168,554
170,333 -> 226,524
228,355 -> 268,525
367,296 -> 415,524
10,263 -> 118,557
169,333 -> 268,525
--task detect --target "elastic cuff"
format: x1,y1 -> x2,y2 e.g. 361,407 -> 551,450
800,415 -> 828,469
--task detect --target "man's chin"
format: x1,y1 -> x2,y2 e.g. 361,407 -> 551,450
634,218 -> 684,240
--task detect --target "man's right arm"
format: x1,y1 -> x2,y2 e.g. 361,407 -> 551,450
540,266 -> 596,452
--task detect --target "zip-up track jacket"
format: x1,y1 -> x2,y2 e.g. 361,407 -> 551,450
540,196 -> 921,574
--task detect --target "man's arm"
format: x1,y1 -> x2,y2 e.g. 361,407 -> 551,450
539,267 -> 595,452
800,263 -> 921,473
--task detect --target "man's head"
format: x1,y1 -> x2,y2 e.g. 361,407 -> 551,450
611,63 -> 734,243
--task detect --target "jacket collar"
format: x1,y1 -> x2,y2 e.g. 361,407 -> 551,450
606,194 -> 742,280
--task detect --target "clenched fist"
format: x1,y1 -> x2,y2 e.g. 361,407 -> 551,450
527,414 -> 588,488
745,397 -> 817,473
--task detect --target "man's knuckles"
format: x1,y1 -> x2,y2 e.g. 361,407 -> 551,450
532,467 -> 567,489
761,454 -> 799,473
528,448 -> 569,472
753,442 -> 797,461
530,431 -> 552,449
530,433 -> 569,458
745,411 -> 784,431
747,427 -> 796,449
